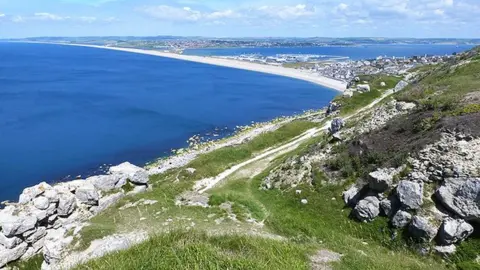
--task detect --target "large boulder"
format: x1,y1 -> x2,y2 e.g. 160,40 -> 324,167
439,218 -> 474,245
25,226 -> 47,244
57,193 -> 77,217
18,182 -> 52,204
33,196 -> 50,210
0,233 -> 22,249
357,84 -> 371,92
342,185 -> 363,206
394,80 -> 408,92
392,210 -> 412,228
75,183 -> 100,206
353,196 -> 380,222
396,181 -> 423,210
380,195 -> 400,217
87,174 -> 126,191
0,215 -> 37,237
109,162 -> 149,185
409,216 -> 439,242
91,192 -> 125,215
436,178 -> 480,222
0,242 -> 28,268
329,118 -> 345,135
368,168 -> 394,192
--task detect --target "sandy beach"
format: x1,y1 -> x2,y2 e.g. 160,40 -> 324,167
59,43 -> 347,92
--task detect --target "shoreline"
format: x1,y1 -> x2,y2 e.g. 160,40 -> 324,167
39,42 -> 347,92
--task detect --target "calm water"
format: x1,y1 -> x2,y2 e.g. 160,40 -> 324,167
0,43 -> 339,201
186,44 -> 475,60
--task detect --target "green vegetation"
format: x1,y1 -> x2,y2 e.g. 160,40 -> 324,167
334,75 -> 402,115
6,255 -> 43,269
75,231 -> 314,270
73,120 -> 318,250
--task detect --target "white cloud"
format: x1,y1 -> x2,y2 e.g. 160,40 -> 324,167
434,9 -> 445,15
139,5 -> 241,22
78,16 -> 97,23
0,13 -> 5,18
338,3 -> 349,10
256,4 -> 317,20
12,16 -> 25,23
34,12 -> 69,21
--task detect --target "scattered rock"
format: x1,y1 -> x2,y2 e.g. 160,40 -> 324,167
439,218 -> 474,245
301,199 -> 308,205
394,80 -> 408,92
396,181 -> 423,210
109,162 -> 149,185
310,249 -> 343,270
57,193 -> 77,217
353,196 -> 380,222
434,245 -> 457,257
436,178 -> 480,222
33,197 -> 50,210
357,84 -> 371,92
0,242 -> 28,268
75,183 -> 100,206
0,215 -> 37,237
409,216 -> 438,242
391,210 -> 412,228
342,185 -> 363,207
0,234 -> 22,249
329,118 -> 345,135
91,193 -> 125,215
368,168 -> 394,192
18,182 -> 52,205
380,195 -> 400,217
86,175 -> 124,192
380,82 -> 386,87
396,102 -> 416,112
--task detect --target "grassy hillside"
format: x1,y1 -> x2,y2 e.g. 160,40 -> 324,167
21,47 -> 480,270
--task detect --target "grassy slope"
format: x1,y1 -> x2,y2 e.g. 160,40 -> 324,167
71,120 -> 319,251
334,75 -> 401,115
33,52 -> 480,269
77,135 -> 448,270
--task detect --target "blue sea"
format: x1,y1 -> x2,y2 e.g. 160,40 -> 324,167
0,43 -> 473,202
185,44 -> 475,60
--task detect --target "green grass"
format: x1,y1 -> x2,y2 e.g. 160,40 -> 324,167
335,75 -> 402,115
74,231 -> 314,270
72,120 -> 318,251
6,255 -> 43,269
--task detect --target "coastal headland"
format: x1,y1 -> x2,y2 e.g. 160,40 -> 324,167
51,43 -> 347,92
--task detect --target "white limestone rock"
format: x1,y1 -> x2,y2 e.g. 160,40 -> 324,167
18,182 -> 52,205
0,233 -> 22,249
0,215 -> 37,237
109,162 -> 149,185
0,242 -> 28,268
33,196 -> 50,210
75,183 -> 100,206
57,193 -> 76,217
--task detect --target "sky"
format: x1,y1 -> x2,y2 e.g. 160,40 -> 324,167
0,0 -> 479,38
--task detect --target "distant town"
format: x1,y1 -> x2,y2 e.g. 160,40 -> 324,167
4,36 -> 480,50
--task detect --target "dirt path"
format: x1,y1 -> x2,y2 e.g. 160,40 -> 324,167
194,88 -> 396,194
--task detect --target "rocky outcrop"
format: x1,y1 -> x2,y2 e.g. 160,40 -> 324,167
353,196 -> 380,222
0,161 -> 150,268
355,100 -> 416,134
262,156 -> 313,189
